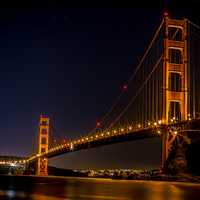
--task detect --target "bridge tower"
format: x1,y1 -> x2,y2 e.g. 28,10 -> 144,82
36,115 -> 49,176
162,14 -> 188,166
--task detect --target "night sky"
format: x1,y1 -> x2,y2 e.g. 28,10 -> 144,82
0,1 -> 199,169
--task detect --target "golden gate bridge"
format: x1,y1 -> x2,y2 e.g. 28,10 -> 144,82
1,14 -> 200,176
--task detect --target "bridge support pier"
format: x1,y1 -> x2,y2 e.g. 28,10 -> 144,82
36,115 -> 49,176
161,131 -> 168,168
161,131 -> 176,168
161,130 -> 190,174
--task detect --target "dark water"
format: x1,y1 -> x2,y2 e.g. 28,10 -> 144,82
0,175 -> 200,200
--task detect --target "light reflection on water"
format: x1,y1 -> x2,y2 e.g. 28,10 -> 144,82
0,176 -> 200,200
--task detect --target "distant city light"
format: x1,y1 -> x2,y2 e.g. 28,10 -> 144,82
10,163 -> 16,167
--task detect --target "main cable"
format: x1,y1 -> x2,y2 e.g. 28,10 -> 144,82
108,55 -> 163,128
89,18 -> 164,132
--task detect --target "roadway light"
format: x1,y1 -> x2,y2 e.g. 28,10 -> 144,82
128,126 -> 132,130
70,143 -> 74,150
187,113 -> 192,121
174,131 -> 178,135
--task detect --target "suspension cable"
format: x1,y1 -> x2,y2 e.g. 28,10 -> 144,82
90,18 -> 164,130
127,19 -> 164,84
66,19 -> 165,140
188,20 -> 200,30
108,55 -> 163,128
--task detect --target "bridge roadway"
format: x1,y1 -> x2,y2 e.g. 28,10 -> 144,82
27,118 -> 200,163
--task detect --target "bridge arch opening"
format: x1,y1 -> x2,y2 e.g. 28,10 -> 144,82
168,101 -> 181,122
168,26 -> 183,41
168,72 -> 182,92
168,48 -> 183,64
41,137 -> 47,145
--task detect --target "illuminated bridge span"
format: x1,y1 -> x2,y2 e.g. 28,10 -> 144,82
27,118 -> 200,162
9,14 -> 200,176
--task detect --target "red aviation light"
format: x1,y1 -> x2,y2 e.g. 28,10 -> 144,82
96,121 -> 101,127
164,11 -> 168,17
123,84 -> 128,91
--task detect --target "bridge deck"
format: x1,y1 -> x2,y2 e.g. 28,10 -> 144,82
25,118 -> 200,163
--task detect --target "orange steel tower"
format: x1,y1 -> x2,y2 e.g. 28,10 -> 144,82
37,115 -> 49,176
162,14 -> 188,166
